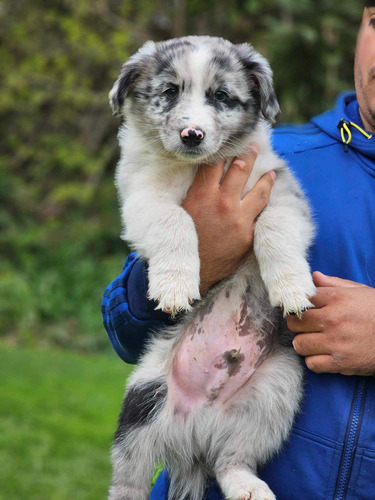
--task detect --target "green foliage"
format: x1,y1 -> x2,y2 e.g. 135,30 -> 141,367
0,345 -> 132,499
0,0 -> 363,350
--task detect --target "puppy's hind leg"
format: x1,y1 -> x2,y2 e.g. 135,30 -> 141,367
109,379 -> 167,500
214,348 -> 303,500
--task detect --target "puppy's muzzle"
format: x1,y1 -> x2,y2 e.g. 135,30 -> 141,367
180,127 -> 205,147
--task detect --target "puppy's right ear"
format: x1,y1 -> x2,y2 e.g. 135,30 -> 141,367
109,63 -> 140,116
109,41 -> 156,116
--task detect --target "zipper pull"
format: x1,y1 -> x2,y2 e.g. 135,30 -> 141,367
338,119 -> 352,153
337,118 -> 372,153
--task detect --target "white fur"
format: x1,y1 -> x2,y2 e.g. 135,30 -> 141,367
218,469 -> 276,500
116,120 -> 315,316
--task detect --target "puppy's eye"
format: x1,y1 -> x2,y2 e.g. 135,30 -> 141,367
214,90 -> 228,101
163,86 -> 179,99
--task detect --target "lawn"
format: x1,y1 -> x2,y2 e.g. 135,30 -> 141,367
0,345 -> 133,499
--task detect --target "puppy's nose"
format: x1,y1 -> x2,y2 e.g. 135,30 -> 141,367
180,127 -> 205,147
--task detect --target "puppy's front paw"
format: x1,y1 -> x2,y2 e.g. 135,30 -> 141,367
233,482 -> 276,500
148,267 -> 200,316
268,272 -> 316,318
220,470 -> 276,500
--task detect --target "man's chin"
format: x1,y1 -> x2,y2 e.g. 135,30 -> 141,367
358,88 -> 375,132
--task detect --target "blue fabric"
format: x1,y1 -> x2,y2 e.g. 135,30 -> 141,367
102,92 -> 375,499
102,253 -> 174,364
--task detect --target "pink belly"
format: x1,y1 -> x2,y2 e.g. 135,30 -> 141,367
168,287 -> 272,414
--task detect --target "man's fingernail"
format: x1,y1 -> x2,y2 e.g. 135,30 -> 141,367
232,159 -> 247,171
269,170 -> 276,182
250,143 -> 259,155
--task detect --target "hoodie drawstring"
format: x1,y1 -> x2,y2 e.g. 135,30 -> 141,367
338,119 -> 372,153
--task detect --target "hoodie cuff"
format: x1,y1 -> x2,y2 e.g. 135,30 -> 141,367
127,258 -> 175,324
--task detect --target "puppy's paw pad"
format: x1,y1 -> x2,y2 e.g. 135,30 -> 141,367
287,305 -> 311,318
281,297 -> 314,318
154,295 -> 195,317
231,483 -> 276,500
234,483 -> 276,500
268,275 -> 316,318
221,472 -> 275,500
148,269 -> 200,316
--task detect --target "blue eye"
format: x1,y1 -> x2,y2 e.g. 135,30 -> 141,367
214,90 -> 228,101
164,86 -> 179,98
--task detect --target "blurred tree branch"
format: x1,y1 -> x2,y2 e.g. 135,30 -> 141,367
0,0 -> 363,349
173,0 -> 186,37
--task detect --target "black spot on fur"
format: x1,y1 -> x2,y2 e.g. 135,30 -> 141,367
205,89 -> 247,111
158,40 -> 195,67
248,77 -> 262,115
164,39 -> 194,53
236,49 -> 279,121
162,95 -> 180,113
154,55 -> 177,78
211,55 -> 232,70
224,119 -> 259,146
242,60 -> 262,74
116,65 -> 140,111
114,380 -> 167,443
278,318 -> 296,347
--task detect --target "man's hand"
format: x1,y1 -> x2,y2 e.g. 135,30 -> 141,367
182,145 -> 276,295
289,271 -> 375,376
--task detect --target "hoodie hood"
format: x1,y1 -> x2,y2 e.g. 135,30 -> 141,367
311,91 -> 375,159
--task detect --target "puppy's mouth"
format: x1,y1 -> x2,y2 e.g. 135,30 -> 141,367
174,145 -> 220,161
159,133 -> 222,161
178,147 -> 205,157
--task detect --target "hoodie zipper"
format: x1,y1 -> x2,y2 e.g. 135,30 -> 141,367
333,377 -> 368,500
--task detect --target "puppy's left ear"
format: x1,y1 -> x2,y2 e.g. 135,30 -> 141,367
236,43 -> 280,123
109,41 -> 156,116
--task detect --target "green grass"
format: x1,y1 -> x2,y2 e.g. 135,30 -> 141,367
0,345 -> 133,499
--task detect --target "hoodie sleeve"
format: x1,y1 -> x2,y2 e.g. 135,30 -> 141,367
101,253 -> 175,364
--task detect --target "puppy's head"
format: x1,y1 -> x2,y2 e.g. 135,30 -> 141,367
110,37 -> 279,162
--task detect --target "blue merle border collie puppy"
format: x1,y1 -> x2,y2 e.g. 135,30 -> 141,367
109,36 -> 316,500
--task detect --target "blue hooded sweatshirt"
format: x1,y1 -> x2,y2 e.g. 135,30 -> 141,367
102,92 -> 375,500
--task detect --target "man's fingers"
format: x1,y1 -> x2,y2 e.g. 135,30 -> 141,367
312,271 -> 366,289
242,170 -> 276,218
304,355 -> 338,374
287,308 -> 325,333
293,333 -> 330,356
308,286 -> 342,309
192,159 -> 226,189
220,144 -> 258,197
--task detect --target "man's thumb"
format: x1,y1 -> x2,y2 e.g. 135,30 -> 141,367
312,271 -> 364,288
